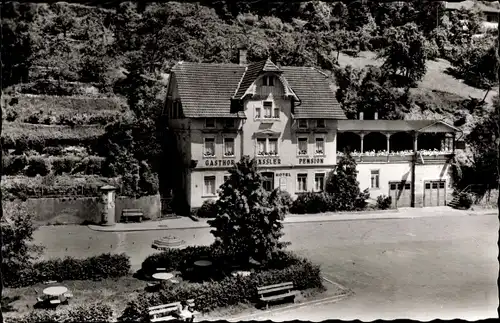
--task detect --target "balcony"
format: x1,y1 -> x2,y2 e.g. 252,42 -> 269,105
337,149 -> 454,163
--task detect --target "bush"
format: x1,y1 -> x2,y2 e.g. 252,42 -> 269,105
290,192 -> 332,214
276,189 -> 293,211
197,199 -> 218,218
376,194 -> 392,210
24,156 -> 50,177
4,303 -> 114,323
51,156 -> 80,175
122,252 -> 322,319
42,146 -> 64,156
454,191 -> 474,210
2,155 -> 28,175
4,253 -> 131,288
141,246 -> 212,277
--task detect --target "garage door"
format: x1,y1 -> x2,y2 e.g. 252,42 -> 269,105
389,182 -> 412,208
424,180 -> 446,207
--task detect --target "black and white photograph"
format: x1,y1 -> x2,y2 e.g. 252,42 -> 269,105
1,1 -> 499,322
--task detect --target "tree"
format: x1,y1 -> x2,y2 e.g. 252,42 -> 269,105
378,23 -> 427,87
325,149 -> 369,211
207,156 -> 288,265
1,205 -> 44,287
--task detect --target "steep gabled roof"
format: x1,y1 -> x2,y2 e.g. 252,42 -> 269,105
281,66 -> 346,119
171,61 -> 346,119
172,62 -> 246,118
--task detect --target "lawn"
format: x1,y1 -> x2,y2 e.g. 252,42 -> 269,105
336,51 -> 497,104
2,277 -> 147,320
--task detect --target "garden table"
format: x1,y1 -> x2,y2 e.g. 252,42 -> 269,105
194,260 -> 212,267
43,286 -> 68,297
231,270 -> 251,277
152,272 -> 174,281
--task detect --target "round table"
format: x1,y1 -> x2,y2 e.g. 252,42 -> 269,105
194,260 -> 212,267
43,286 -> 68,297
231,270 -> 251,277
152,272 -> 174,281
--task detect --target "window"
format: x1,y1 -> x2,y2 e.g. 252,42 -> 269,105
315,137 -> 325,155
204,176 -> 216,196
316,119 -> 325,128
204,138 -> 215,157
297,174 -> 308,192
224,119 -> 234,128
268,138 -> 278,156
370,170 -> 380,189
263,101 -> 273,118
298,138 -> 308,155
298,119 -> 308,129
205,118 -> 215,128
255,106 -> 261,119
273,106 -> 280,118
263,75 -> 274,86
257,138 -> 266,156
257,138 -> 279,156
404,183 -> 411,190
425,183 -> 431,189
439,181 -> 445,189
224,138 -> 235,157
315,173 -> 325,192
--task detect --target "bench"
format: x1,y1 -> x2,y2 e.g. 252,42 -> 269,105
257,282 -> 300,309
121,209 -> 143,223
148,302 -> 181,322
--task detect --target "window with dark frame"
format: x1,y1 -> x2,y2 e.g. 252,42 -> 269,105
297,173 -> 308,192
316,119 -> 325,128
370,170 -> 380,189
205,118 -> 215,128
315,173 -> 325,192
224,138 -> 235,157
315,137 -> 325,155
263,75 -> 274,86
298,138 -> 308,155
204,138 -> 215,157
263,101 -> 273,118
204,176 -> 216,196
298,119 -> 308,129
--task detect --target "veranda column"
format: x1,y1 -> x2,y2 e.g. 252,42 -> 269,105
386,133 -> 391,162
359,132 -> 365,162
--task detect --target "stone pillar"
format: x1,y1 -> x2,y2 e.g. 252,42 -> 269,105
360,133 -> 365,162
100,185 -> 116,226
413,132 -> 418,152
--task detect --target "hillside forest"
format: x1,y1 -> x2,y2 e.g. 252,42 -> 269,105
1,1 -> 499,211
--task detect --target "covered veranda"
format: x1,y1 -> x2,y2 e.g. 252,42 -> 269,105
336,120 -> 460,162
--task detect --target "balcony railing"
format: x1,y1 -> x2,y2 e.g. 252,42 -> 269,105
337,149 -> 454,163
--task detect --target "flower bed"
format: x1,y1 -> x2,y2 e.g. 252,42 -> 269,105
122,249 -> 323,320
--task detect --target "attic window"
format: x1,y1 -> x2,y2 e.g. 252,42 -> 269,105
263,75 -> 274,86
205,118 -> 216,128
298,119 -> 308,129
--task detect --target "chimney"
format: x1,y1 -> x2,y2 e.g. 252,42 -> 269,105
238,48 -> 247,66
359,112 -> 364,120
374,112 -> 378,120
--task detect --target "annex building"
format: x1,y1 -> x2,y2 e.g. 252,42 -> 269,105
164,49 -> 460,211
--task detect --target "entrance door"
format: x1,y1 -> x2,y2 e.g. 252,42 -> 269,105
424,180 -> 446,206
261,172 -> 275,192
389,181 -> 412,207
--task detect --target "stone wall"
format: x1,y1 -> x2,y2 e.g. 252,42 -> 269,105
3,194 -> 161,225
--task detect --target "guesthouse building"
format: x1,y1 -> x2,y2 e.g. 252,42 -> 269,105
164,50 -> 460,211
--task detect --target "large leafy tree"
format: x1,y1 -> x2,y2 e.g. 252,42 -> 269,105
208,156 -> 288,265
378,23 -> 427,87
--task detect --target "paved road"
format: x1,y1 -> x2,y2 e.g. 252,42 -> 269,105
34,213 -> 499,320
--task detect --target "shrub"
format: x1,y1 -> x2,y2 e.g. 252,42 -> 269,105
71,156 -> 105,175
42,146 -> 64,156
122,252 -> 322,319
197,199 -> 218,218
4,303 -> 114,323
5,107 -> 18,121
376,194 -> 392,210
141,246 -> 212,277
454,191 -> 474,210
2,155 -> 28,175
290,192 -> 332,214
24,156 -> 50,177
51,156 -> 80,175
276,189 -> 293,211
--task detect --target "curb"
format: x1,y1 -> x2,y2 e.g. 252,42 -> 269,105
223,293 -> 351,322
87,210 -> 496,232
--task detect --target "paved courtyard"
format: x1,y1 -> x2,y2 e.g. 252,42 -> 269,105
33,212 -> 499,320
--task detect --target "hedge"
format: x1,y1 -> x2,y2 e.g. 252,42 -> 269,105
4,253 -> 131,288
1,175 -> 121,200
121,253 -> 322,320
140,246 -> 213,277
4,303 -> 114,323
2,155 -> 106,176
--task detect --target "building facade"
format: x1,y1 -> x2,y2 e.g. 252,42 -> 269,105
164,52 -> 460,211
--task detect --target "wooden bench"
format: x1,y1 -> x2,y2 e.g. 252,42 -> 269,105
121,209 -> 143,223
257,282 -> 300,309
148,302 -> 181,322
